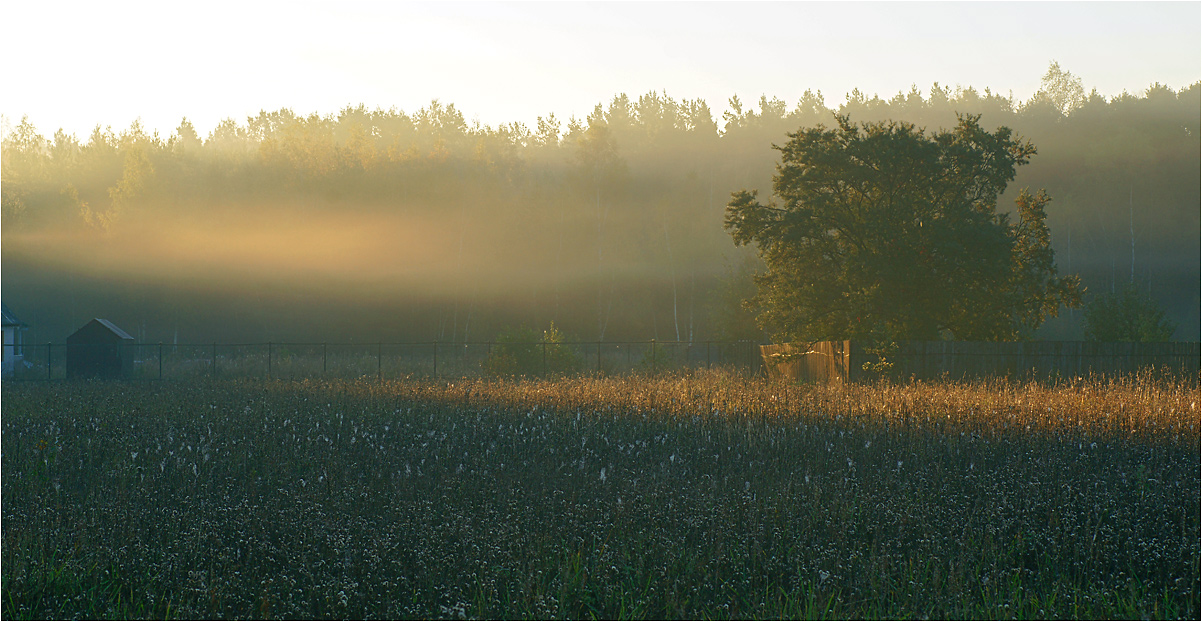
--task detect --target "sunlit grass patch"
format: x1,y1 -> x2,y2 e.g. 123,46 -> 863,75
2,373 -> 1198,619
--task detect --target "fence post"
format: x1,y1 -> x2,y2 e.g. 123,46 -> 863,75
158,342 -> 163,380
268,342 -> 273,380
542,341 -> 547,377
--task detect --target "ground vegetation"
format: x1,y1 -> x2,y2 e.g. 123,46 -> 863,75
3,374 -> 1197,619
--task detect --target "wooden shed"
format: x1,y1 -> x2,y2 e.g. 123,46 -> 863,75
66,319 -> 135,379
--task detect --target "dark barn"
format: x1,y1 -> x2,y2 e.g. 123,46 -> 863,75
66,319 -> 135,379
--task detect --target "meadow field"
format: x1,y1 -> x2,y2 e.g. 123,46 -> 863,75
2,372 -> 1198,619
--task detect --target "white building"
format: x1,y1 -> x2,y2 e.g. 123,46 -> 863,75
2,303 -> 28,378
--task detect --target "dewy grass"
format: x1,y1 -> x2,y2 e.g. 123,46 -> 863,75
2,372 -> 1198,620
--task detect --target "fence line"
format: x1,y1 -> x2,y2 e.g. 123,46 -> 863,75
2,340 -> 764,382
762,340 -> 1202,384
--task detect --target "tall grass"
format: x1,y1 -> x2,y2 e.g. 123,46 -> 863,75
2,372 -> 1198,619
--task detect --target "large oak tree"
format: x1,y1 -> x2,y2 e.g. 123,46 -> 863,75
724,114 -> 1082,344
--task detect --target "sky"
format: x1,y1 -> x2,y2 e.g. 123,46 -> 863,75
3,1 -> 1199,140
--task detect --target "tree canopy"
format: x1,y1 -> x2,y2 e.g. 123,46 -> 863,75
724,115 -> 1082,344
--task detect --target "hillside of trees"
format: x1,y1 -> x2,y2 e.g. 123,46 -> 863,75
3,66 -> 1198,344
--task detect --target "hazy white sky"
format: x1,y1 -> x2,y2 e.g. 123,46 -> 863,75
3,1 -> 1199,139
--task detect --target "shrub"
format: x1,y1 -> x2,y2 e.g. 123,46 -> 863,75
1083,283 -> 1176,342
483,323 -> 582,377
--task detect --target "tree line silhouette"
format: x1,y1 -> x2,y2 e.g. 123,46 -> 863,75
2,64 -> 1198,344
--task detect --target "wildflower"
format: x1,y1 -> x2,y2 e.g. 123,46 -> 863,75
600,467 -> 606,482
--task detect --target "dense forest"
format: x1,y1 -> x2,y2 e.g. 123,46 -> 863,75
2,65 -> 1198,344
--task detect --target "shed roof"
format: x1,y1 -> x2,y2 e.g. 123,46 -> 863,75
2,303 -> 27,328
67,319 -> 135,343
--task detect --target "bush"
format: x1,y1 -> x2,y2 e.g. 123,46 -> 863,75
483,323 -> 582,377
634,341 -> 673,375
1083,284 -> 1176,342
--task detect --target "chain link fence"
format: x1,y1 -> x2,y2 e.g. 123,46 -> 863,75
3,340 -> 764,382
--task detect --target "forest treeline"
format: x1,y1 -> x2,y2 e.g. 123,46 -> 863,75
2,65 -> 1199,344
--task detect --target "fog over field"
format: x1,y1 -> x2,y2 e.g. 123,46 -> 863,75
2,7 -> 1200,619
2,3 -> 1198,345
